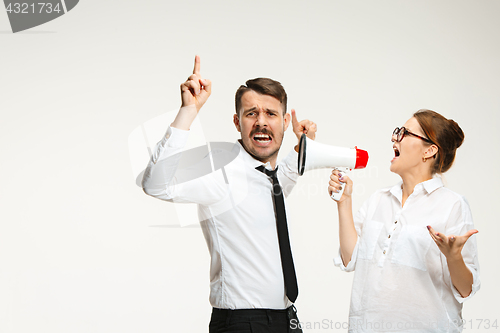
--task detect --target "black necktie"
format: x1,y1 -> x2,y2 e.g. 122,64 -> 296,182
256,165 -> 298,303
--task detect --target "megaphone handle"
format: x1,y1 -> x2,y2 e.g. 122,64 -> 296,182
331,167 -> 349,201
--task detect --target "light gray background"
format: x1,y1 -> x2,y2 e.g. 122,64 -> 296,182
1,1 -> 499,332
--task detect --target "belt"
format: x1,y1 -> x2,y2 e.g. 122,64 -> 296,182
211,305 -> 297,322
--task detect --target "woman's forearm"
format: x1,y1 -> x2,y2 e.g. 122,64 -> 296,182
447,254 -> 474,297
337,197 -> 358,266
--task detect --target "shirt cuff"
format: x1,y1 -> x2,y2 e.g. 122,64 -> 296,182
333,238 -> 359,272
161,126 -> 190,148
451,263 -> 480,303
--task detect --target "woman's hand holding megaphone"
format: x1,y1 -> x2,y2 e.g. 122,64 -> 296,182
329,169 -> 353,203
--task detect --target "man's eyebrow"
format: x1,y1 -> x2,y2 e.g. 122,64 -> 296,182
242,107 -> 279,115
265,108 -> 278,114
242,107 -> 257,114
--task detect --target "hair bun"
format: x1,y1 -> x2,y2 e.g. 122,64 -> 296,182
448,118 -> 465,149
413,109 -> 465,174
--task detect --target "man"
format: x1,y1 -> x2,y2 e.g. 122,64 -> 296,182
142,56 -> 316,332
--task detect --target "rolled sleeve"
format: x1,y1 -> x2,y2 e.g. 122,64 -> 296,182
449,233 -> 480,303
333,237 -> 359,272
450,261 -> 480,303
334,195 -> 370,272
444,197 -> 480,303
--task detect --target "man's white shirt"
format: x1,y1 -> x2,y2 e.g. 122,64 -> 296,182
142,125 -> 299,309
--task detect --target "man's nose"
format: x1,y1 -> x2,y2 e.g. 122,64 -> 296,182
255,112 -> 268,126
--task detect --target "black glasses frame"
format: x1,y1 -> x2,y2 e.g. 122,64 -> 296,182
393,127 -> 435,145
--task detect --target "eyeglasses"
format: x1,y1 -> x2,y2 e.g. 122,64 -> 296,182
393,127 -> 434,144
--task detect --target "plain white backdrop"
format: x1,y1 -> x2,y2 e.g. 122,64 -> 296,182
1,1 -> 499,332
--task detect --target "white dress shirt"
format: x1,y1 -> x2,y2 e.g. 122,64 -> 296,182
334,176 -> 480,333
142,126 -> 299,309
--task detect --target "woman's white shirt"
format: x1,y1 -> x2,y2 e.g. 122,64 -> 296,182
334,176 -> 480,332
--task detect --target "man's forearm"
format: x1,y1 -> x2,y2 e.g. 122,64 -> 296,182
171,105 -> 198,130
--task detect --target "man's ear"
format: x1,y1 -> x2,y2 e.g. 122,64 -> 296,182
233,113 -> 241,132
283,112 -> 291,131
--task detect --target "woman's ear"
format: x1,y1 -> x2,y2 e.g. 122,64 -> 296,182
424,144 -> 439,159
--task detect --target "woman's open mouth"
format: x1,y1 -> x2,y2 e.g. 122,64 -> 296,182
392,146 -> 400,162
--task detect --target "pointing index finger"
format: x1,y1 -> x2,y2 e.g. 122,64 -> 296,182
193,55 -> 201,75
291,109 -> 299,128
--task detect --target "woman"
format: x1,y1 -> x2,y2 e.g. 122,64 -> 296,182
328,110 -> 479,332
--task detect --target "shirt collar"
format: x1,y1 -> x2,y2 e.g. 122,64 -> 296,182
387,174 -> 444,199
236,140 -> 274,171
422,175 -> 444,194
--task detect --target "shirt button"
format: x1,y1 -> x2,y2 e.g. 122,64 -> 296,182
388,235 -> 391,238
383,250 -> 386,254
394,221 -> 397,224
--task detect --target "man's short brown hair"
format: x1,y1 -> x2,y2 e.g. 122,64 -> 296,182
235,78 -> 287,116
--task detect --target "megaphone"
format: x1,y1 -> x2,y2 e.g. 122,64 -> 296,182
297,134 -> 369,201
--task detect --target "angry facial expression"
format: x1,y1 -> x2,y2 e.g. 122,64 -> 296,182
233,90 -> 290,166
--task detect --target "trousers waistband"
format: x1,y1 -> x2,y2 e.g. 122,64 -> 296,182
211,306 -> 301,332
211,305 -> 296,320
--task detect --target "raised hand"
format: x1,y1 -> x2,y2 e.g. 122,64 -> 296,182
291,109 -> 317,140
180,55 -> 212,112
427,225 -> 478,259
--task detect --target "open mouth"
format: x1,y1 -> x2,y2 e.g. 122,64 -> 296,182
393,146 -> 400,157
391,145 -> 400,163
253,132 -> 272,145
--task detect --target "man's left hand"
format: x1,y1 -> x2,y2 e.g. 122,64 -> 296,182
291,109 -> 317,140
